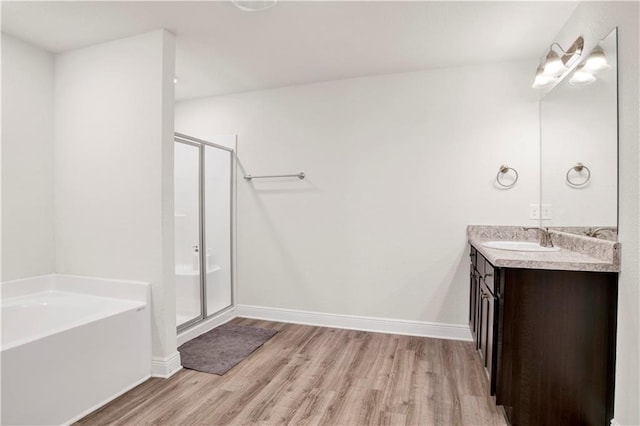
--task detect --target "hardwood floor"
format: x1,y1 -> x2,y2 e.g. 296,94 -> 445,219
77,318 -> 507,425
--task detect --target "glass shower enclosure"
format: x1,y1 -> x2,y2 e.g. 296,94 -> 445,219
174,133 -> 234,331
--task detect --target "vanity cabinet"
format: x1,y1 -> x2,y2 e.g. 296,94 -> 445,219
469,244 -> 618,426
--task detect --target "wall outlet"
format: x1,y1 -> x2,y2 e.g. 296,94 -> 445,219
529,204 -> 540,219
541,204 -> 552,220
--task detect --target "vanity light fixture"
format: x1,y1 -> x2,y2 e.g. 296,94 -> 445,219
532,64 -> 558,88
569,64 -> 596,85
544,37 -> 584,76
542,49 -> 568,77
568,43 -> 611,86
583,45 -> 611,72
533,36 -> 584,87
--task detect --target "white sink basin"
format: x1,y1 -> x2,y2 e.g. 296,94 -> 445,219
482,241 -> 561,252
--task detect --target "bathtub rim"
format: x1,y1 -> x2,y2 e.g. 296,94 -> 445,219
1,273 -> 150,352
1,273 -> 149,302
1,291 -> 147,351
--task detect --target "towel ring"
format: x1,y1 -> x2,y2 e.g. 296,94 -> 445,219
496,165 -> 518,188
566,163 -> 591,187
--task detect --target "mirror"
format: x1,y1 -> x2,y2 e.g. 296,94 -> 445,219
540,28 -> 618,239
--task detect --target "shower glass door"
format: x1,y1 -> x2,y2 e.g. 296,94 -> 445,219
174,134 -> 234,332
204,146 -> 233,315
174,141 -> 203,329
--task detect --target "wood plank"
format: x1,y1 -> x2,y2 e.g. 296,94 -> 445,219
77,318 -> 507,425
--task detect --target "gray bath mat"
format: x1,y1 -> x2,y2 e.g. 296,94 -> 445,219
178,323 -> 277,375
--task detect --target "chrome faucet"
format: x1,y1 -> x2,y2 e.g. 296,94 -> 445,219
522,227 -> 553,247
585,227 -> 617,238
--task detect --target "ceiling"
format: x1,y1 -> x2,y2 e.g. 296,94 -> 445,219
1,1 -> 579,101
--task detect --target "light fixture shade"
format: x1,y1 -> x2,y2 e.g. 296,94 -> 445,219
532,64 -> 557,88
569,65 -> 596,85
542,50 -> 568,77
584,46 -> 610,72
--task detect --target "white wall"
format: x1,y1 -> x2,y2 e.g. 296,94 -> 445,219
1,34 -> 55,281
549,2 -> 639,424
54,31 -> 178,364
176,60 -> 539,326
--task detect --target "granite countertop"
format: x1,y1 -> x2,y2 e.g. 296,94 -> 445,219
468,225 -> 621,273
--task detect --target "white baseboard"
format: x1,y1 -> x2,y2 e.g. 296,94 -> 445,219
235,304 -> 472,341
151,351 -> 182,378
610,419 -> 620,426
177,306 -> 237,347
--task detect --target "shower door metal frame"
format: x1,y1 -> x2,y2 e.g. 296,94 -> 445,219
175,133 -> 235,333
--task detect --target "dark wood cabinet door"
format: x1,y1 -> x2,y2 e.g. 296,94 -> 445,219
470,268 -> 480,347
469,248 -> 481,349
478,281 -> 496,391
498,268 -> 617,426
479,287 -> 489,367
469,264 -> 476,332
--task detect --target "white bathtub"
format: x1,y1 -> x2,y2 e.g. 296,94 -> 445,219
1,274 -> 151,425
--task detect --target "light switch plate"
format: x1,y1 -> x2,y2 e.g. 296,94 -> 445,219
530,204 -> 540,219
